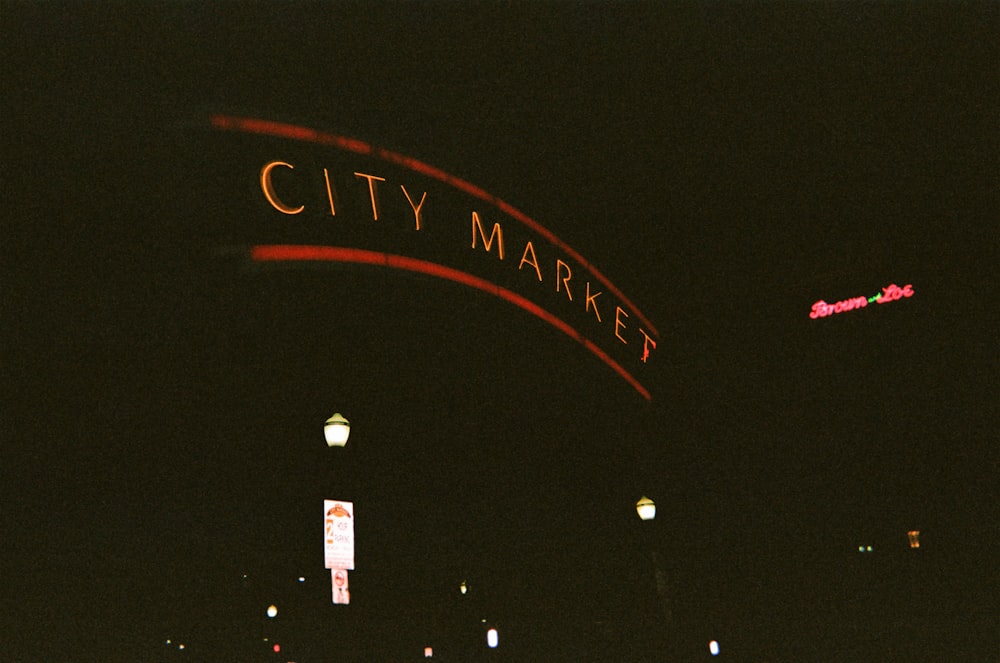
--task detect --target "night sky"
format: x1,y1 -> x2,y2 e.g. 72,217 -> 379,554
3,3 -> 997,661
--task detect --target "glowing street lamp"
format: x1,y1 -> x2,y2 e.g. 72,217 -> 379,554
636,496 -> 656,521
635,494 -> 672,658
324,412 -> 350,447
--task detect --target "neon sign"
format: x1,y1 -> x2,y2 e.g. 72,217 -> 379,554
209,115 -> 659,400
809,283 -> 914,319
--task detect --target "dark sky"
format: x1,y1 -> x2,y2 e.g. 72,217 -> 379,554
3,3 -> 997,661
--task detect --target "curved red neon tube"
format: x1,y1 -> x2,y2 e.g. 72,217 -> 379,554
251,244 -> 652,401
210,114 -> 659,338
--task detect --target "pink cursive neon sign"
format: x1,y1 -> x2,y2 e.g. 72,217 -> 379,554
810,283 -> 914,319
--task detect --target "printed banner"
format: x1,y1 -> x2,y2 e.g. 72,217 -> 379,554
331,568 -> 350,605
324,500 -> 355,570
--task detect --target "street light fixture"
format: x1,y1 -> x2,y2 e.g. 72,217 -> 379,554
634,494 -> 671,658
324,412 -> 350,447
636,496 -> 656,521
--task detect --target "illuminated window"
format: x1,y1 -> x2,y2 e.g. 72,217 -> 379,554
908,531 -> 920,548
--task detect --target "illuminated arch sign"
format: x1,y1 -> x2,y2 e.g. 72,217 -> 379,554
209,115 -> 659,400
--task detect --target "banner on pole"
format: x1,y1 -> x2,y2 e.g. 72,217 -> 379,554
324,500 -> 355,570
331,568 -> 350,605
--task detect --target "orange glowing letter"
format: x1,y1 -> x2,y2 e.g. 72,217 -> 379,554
323,168 -> 337,217
354,172 -> 386,220
519,241 -> 542,281
260,161 -> 304,214
639,328 -> 656,362
556,260 -> 573,301
400,185 -> 427,230
585,282 -> 602,322
471,211 -> 504,260
615,306 -> 629,344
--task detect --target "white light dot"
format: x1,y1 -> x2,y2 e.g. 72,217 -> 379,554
709,640 -> 720,656
298,576 -> 306,583
487,628 -> 499,648
266,604 -> 278,618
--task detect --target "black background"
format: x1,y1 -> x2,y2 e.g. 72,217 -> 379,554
3,3 -> 996,661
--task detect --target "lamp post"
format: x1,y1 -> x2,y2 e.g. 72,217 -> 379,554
636,496 -> 656,521
324,412 -> 350,447
635,495 -> 673,659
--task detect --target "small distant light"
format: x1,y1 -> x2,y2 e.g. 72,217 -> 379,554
166,639 -> 172,645
273,643 -> 281,653
866,545 -> 873,552
460,580 -> 468,595
178,644 -> 185,650
858,546 -> 864,552
487,628 -> 499,648
424,646 -> 433,657
709,640 -> 720,656
266,604 -> 278,618
298,576 -> 306,583
908,530 -> 920,549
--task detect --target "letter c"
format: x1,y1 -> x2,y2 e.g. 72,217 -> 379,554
260,161 -> 305,214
